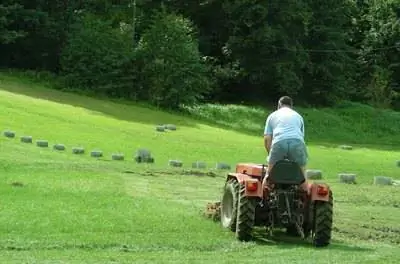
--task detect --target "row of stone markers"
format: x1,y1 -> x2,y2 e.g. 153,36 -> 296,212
4,129 -> 399,176
2,130 -> 232,170
306,169 -> 400,186
334,144 -> 400,185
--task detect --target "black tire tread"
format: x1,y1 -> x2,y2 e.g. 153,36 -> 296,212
236,183 -> 257,242
313,191 -> 333,247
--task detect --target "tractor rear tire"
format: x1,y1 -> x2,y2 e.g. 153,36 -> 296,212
236,183 -> 257,242
312,191 -> 333,247
221,179 -> 239,232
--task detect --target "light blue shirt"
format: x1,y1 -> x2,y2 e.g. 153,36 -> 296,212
264,107 -> 305,145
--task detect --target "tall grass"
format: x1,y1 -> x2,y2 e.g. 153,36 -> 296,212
183,102 -> 400,147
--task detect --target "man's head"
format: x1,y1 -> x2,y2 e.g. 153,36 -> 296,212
278,96 -> 293,109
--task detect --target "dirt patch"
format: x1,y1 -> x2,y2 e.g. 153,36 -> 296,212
10,181 -> 24,187
123,170 -> 158,177
361,224 -> 400,234
333,224 -> 400,244
203,201 -> 221,222
124,169 -> 221,178
335,199 -> 400,209
180,169 -> 218,177
161,169 -> 220,177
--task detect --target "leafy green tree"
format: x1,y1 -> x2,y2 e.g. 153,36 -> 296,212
222,0 -> 310,98
358,0 -> 400,108
135,9 -> 212,109
60,13 -> 136,98
0,0 -> 399,110
0,4 -> 26,44
300,0 -> 357,105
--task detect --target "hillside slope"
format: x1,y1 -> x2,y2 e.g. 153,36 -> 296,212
0,72 -> 400,263
185,102 -> 400,148
0,72 -> 399,176
3,71 -> 400,149
0,75 -> 264,166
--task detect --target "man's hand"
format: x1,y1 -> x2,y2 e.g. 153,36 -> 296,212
264,135 -> 272,154
264,114 -> 273,154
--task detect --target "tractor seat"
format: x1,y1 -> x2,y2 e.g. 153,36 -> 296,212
267,159 -> 305,185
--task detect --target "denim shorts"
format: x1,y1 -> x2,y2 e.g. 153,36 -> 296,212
267,138 -> 308,166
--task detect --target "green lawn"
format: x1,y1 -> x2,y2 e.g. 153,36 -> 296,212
0,73 -> 400,263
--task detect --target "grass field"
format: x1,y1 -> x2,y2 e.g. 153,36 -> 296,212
0,72 -> 400,263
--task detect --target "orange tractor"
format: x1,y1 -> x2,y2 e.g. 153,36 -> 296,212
220,159 -> 333,247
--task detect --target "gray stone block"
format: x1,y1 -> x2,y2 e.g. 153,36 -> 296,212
165,124 -> 177,131
338,173 -> 356,184
53,144 -> 66,151
169,160 -> 183,167
373,176 -> 393,186
3,130 -> 15,138
36,140 -> 48,147
21,136 -> 32,143
156,126 -> 165,132
112,153 -> 125,161
72,147 -> 85,154
339,145 -> 353,150
216,162 -> 231,170
192,161 -> 207,169
306,169 -> 322,180
91,150 -> 103,158
134,149 -> 154,163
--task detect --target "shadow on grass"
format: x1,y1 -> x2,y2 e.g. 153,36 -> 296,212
0,73 -> 199,129
252,230 -> 373,252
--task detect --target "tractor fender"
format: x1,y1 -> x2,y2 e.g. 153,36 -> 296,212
227,173 -> 263,198
308,182 -> 331,202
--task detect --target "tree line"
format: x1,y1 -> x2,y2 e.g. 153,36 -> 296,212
0,0 -> 399,110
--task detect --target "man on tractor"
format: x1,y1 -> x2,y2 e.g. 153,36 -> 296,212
263,96 -> 308,185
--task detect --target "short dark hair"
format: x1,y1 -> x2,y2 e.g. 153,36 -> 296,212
278,96 -> 293,107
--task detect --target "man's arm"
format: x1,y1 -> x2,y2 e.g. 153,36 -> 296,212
263,115 -> 273,153
300,117 -> 305,138
264,135 -> 272,153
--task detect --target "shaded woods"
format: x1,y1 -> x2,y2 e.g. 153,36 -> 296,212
1,0 -> 399,110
